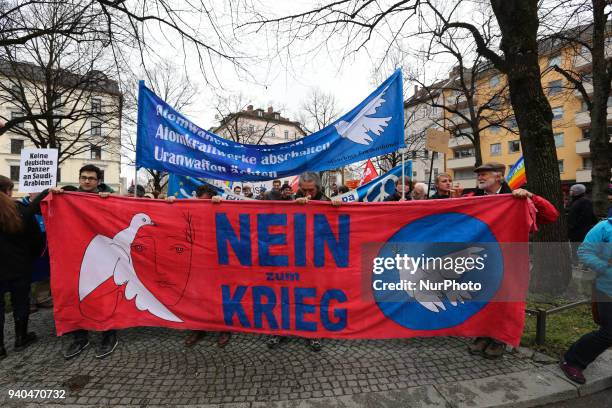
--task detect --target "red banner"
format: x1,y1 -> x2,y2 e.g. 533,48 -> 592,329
42,193 -> 533,346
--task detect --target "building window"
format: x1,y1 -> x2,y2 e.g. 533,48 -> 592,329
274,113 -> 280,120
10,139 -> 24,154
57,167 -> 61,182
582,128 -> 591,139
91,145 -> 102,160
257,111 -> 263,117
53,118 -> 61,130
413,171 -> 417,177
558,159 -> 564,173
552,106 -> 564,119
433,168 -> 439,177
582,157 -> 592,170
490,125 -> 501,133
548,80 -> 563,96
554,132 -> 564,147
490,143 -> 501,156
411,151 -> 417,159
489,95 -> 502,110
548,54 -> 561,67
454,169 -> 474,180
455,148 -> 474,158
10,166 -> 20,181
507,117 -> 517,128
91,122 -> 101,137
508,140 -> 521,153
423,150 -> 429,159
270,128 -> 275,138
284,130 -> 289,140
11,111 -> 25,128
91,98 -> 102,113
99,170 -> 105,182
489,75 -> 500,87
51,92 -> 61,109
248,125 -> 255,133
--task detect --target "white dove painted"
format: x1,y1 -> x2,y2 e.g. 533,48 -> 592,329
397,246 -> 485,313
334,84 -> 392,145
79,213 -> 183,323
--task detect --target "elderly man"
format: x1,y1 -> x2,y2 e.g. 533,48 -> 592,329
411,182 -> 428,200
464,162 -> 559,358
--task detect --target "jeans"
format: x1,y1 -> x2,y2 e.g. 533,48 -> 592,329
564,290 -> 612,369
0,278 -> 31,330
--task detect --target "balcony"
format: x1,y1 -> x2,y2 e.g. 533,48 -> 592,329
575,168 -> 592,183
446,94 -> 467,108
448,135 -> 473,148
447,156 -> 476,170
574,106 -> 612,127
575,138 -> 591,155
574,82 -> 593,97
574,43 -> 612,69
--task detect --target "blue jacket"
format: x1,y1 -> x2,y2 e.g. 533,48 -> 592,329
578,217 -> 612,296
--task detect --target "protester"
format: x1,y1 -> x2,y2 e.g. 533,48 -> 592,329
272,179 -> 281,191
330,183 -> 339,197
280,183 -> 294,201
465,162 -> 559,359
256,187 -> 267,200
431,173 -> 455,199
267,172 -> 337,352
242,184 -> 254,198
0,175 -> 43,360
264,188 -> 283,200
233,185 -> 242,195
127,185 -> 145,198
567,184 -> 598,263
50,164 -> 119,359
182,185 -> 232,349
338,185 -> 350,194
383,176 -> 412,201
560,216 -> 612,384
411,182 -> 428,200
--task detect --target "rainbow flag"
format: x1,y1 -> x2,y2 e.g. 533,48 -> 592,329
506,156 -> 526,189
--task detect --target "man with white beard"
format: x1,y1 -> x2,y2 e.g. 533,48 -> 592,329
463,162 -> 559,358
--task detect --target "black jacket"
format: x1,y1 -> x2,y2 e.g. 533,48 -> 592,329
295,190 -> 330,201
567,195 -> 598,242
431,192 -> 451,199
1,199 -> 44,282
383,191 -> 411,201
470,182 -> 512,196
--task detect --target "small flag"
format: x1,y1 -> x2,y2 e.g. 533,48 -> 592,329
289,176 -> 299,193
359,160 -> 379,186
506,156 -> 526,190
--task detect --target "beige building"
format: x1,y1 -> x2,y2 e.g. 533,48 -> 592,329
0,61 -> 122,196
212,105 -> 306,145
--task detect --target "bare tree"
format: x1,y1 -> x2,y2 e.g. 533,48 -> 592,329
122,59 -> 198,195
540,0 -> 611,217
0,1 -> 120,164
298,88 -> 340,133
243,0 -> 572,293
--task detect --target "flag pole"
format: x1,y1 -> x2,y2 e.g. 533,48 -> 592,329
399,148 -> 407,200
427,152 -> 434,199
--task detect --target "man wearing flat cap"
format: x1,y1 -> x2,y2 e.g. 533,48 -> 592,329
464,162 -> 560,359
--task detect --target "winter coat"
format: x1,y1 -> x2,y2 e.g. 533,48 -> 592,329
0,200 -> 44,282
578,218 -> 612,297
567,195 -> 598,242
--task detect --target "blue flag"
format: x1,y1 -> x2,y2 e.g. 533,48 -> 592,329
337,161 -> 412,202
136,70 -> 405,181
167,175 -> 250,200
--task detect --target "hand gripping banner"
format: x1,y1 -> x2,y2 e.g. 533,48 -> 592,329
135,70 -> 405,181
42,193 -> 534,346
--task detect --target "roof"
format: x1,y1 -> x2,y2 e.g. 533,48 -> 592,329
0,59 -> 121,96
212,107 -> 306,135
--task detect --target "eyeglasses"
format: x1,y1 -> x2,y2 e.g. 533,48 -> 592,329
79,176 -> 98,182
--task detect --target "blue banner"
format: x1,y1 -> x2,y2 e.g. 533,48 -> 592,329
337,161 -> 412,202
136,71 -> 405,181
167,175 -> 250,200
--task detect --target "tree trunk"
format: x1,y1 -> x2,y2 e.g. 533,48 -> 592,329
471,125 -> 483,167
491,0 -> 571,294
589,0 -> 612,218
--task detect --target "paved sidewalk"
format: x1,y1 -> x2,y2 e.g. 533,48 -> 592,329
1,309 -> 611,407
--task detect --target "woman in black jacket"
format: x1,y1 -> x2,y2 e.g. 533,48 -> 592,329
0,175 -> 42,359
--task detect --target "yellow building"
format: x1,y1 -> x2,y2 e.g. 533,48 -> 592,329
443,30 -> 611,192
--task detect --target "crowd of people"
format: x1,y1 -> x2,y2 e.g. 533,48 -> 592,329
1,161 -> 610,386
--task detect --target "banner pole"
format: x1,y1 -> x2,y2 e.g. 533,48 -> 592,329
427,152 -> 434,199
401,149 -> 406,200
134,165 -> 138,198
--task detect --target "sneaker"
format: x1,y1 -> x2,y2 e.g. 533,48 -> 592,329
483,340 -> 506,359
468,337 -> 491,355
266,336 -> 281,349
560,360 -> 586,384
309,339 -> 322,352
95,333 -> 118,359
64,340 -> 89,360
184,331 -> 206,348
217,332 -> 232,348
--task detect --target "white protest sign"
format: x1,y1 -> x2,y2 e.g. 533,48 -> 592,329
19,148 -> 58,193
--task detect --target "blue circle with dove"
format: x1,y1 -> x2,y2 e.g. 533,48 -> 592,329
373,212 -> 504,330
